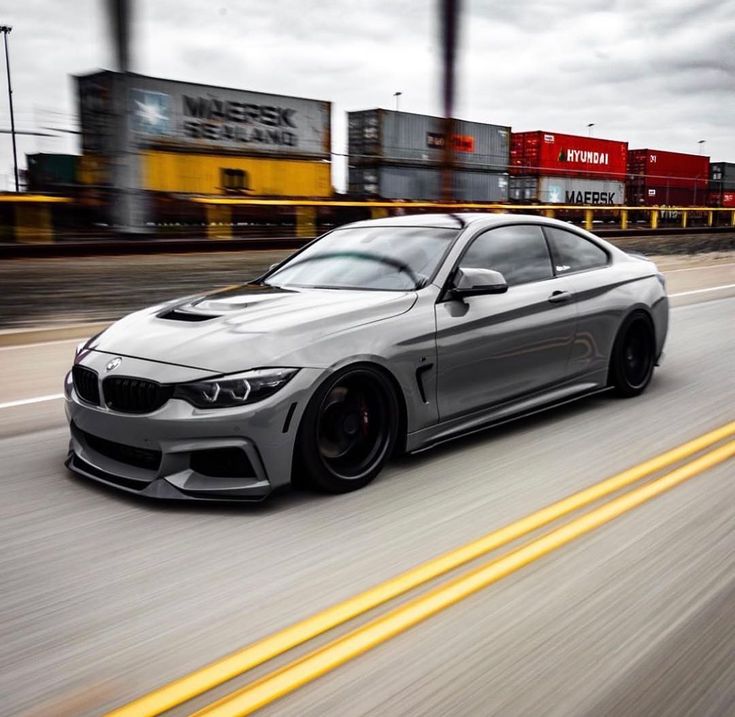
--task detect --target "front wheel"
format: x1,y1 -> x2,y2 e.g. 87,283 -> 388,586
609,312 -> 656,397
295,365 -> 400,493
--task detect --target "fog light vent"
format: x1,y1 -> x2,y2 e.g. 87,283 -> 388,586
190,448 -> 255,478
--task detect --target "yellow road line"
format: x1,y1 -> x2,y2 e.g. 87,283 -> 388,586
195,439 -> 735,717
106,421 -> 735,717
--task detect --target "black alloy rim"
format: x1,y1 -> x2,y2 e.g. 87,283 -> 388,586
316,372 -> 392,480
622,321 -> 653,388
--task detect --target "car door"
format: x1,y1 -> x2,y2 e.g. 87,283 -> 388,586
542,226 -> 618,381
434,223 -> 577,421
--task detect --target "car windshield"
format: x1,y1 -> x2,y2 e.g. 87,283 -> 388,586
264,226 -> 459,291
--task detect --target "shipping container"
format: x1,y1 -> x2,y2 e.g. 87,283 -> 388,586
708,190 -> 735,208
710,162 -> 735,189
26,153 -> 79,191
76,71 -> 332,160
627,149 -> 709,191
349,165 -> 508,202
142,151 -> 331,197
348,110 -> 510,170
510,131 -> 627,180
509,176 -> 625,205
627,184 -> 708,207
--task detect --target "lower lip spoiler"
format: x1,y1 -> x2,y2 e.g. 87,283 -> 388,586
65,451 -> 268,502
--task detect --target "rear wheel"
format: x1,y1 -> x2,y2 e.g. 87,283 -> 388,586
295,365 -> 399,493
609,312 -> 656,397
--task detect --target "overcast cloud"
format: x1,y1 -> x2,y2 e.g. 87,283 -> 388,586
1,0 -> 733,190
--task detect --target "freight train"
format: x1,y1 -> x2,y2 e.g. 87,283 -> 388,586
24,71 -> 735,215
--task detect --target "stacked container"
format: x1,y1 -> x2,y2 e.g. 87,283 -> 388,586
627,149 -> 709,206
26,153 -> 79,192
509,131 -> 628,205
709,162 -> 735,207
348,109 -> 510,201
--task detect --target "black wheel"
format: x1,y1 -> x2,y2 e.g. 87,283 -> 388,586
609,312 -> 656,397
295,365 -> 400,493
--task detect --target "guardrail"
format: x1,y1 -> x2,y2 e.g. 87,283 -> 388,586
0,194 -> 73,244
191,198 -> 735,237
1,194 -> 734,243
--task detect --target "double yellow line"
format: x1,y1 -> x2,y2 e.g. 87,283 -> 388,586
108,421 -> 735,717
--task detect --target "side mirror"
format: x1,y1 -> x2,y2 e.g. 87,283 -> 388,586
450,267 -> 508,299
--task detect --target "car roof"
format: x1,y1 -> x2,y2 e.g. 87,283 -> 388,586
343,212 -> 573,230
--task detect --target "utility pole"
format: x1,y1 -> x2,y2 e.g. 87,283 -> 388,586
440,0 -> 460,202
0,26 -> 19,192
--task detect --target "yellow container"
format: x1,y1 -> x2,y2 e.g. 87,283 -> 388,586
78,154 -> 109,186
141,151 -> 331,197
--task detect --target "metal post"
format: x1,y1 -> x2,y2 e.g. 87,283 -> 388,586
440,0 -> 460,202
620,208 -> 628,230
1,26 -> 19,192
584,208 -> 593,231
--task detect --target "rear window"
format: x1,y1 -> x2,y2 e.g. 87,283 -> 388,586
545,227 -> 608,274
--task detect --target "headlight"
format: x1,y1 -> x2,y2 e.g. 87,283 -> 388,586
172,368 -> 299,408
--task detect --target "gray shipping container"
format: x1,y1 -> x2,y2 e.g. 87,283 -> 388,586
348,110 -> 509,170
710,162 -> 735,190
77,70 -> 332,160
509,176 -> 625,205
349,165 -> 508,202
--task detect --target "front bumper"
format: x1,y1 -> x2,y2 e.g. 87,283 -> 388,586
64,355 -> 320,501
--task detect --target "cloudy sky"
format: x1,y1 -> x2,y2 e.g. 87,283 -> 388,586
1,0 -> 733,189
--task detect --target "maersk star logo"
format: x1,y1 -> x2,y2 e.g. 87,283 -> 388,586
130,89 -> 170,135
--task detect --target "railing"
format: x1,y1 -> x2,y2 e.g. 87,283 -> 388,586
190,198 -> 735,239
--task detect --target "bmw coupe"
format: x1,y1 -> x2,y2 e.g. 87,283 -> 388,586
65,213 -> 668,499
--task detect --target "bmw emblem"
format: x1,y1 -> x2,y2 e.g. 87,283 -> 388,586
106,357 -> 122,372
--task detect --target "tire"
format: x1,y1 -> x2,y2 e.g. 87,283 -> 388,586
294,365 -> 400,493
609,312 -> 656,397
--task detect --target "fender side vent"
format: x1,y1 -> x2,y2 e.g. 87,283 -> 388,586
415,363 -> 434,404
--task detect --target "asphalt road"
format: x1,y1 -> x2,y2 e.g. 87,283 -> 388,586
1,278 -> 734,715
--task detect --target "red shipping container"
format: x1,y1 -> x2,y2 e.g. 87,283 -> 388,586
510,131 -> 627,180
708,190 -> 735,207
627,149 -> 709,190
627,184 -> 708,207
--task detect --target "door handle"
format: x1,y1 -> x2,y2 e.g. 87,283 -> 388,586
548,290 -> 573,304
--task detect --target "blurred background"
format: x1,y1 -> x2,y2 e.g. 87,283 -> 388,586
0,0 -> 733,239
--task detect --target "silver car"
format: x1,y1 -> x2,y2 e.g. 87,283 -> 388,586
65,213 -> 668,500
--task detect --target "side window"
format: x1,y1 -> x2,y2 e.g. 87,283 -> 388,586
461,225 -> 553,286
545,227 -> 608,274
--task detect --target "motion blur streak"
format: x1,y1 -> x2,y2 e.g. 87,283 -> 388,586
106,421 -> 735,717
193,439 -> 735,717
0,393 -> 63,410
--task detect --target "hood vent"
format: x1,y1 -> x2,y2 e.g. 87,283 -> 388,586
158,308 -> 220,322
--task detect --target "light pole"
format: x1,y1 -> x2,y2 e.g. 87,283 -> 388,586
698,139 -> 706,155
0,25 -> 19,192
393,91 -> 402,112
587,123 -> 595,137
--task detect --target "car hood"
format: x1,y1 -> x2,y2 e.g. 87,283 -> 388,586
90,283 -> 417,373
